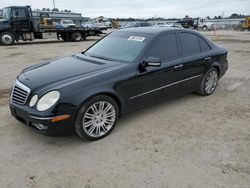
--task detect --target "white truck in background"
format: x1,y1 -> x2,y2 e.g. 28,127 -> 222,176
194,18 -> 214,31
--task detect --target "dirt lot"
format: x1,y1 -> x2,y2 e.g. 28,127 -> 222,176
0,31 -> 250,188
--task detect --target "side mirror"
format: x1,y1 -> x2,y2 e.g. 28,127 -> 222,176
142,57 -> 161,67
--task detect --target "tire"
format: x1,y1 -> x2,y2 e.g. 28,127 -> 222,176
0,32 -> 15,45
75,95 -> 119,141
202,26 -> 208,31
198,68 -> 219,96
71,32 -> 82,42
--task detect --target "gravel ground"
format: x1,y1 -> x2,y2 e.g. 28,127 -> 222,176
0,31 -> 250,188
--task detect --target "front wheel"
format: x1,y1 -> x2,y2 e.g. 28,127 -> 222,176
75,95 -> 119,141
198,68 -> 219,96
0,32 -> 15,45
202,26 -> 208,31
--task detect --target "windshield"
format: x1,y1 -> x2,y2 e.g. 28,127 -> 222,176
126,22 -> 136,27
84,32 -> 150,62
64,20 -> 74,24
2,8 -> 11,20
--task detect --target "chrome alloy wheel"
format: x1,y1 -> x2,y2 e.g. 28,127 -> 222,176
204,70 -> 218,94
1,34 -> 13,45
82,101 -> 116,138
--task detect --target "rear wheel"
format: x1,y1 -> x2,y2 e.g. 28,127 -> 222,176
0,32 -> 15,45
198,68 -> 219,96
71,32 -> 82,42
75,95 -> 119,141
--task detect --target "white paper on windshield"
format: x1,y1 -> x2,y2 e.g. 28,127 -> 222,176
128,36 -> 145,42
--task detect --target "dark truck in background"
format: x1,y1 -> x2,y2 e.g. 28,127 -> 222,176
0,6 -> 102,45
177,17 -> 196,29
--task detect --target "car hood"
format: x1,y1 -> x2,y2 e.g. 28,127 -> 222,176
18,53 -> 125,90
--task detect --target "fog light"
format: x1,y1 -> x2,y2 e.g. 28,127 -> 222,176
29,95 -> 38,107
32,123 -> 48,130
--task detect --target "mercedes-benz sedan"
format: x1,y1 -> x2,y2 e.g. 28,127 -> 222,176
9,27 -> 228,140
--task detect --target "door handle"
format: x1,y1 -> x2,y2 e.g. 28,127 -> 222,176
174,64 -> 183,69
204,57 -> 211,60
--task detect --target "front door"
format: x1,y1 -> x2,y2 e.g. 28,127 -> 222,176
11,8 -> 30,33
124,32 -> 184,111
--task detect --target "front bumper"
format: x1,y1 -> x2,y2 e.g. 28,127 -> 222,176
9,103 -> 77,136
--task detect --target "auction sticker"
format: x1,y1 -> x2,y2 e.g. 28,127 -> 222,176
128,36 -> 145,42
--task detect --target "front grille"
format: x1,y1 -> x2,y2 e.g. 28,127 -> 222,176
11,80 -> 30,105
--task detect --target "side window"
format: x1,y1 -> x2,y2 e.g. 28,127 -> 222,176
199,37 -> 210,51
179,33 -> 200,55
147,33 -> 178,61
13,9 -> 26,20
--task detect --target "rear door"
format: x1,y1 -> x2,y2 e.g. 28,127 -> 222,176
177,32 -> 211,93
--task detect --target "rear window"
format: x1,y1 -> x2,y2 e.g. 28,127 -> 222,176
199,37 -> 210,51
179,33 -> 200,55
147,33 -> 178,61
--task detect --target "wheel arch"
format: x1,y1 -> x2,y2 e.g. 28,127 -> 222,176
0,29 -> 18,41
0,28 -> 19,41
211,63 -> 221,77
77,91 -> 123,118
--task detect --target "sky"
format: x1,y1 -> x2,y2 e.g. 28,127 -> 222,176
1,0 -> 250,18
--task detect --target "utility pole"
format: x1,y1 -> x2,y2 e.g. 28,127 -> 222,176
53,0 -> 56,9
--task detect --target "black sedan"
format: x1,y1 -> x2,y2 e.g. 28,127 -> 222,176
9,27 -> 228,140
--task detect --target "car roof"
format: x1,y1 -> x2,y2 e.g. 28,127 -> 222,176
118,27 -> 215,47
119,26 -> 182,35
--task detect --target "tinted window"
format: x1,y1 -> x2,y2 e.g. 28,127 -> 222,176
179,33 -> 200,55
199,37 -> 210,51
13,8 -> 26,19
147,33 -> 178,61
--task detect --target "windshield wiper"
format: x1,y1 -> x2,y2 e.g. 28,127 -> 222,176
88,54 -> 114,62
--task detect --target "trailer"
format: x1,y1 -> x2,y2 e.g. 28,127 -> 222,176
0,6 -> 102,45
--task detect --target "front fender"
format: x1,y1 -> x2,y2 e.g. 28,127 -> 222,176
0,23 -> 12,32
0,24 -> 18,41
59,83 -> 124,114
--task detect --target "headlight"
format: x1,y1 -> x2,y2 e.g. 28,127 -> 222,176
29,95 -> 38,107
36,91 -> 60,111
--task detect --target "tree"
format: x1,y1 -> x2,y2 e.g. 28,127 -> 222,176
230,13 -> 239,18
52,8 -> 59,11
